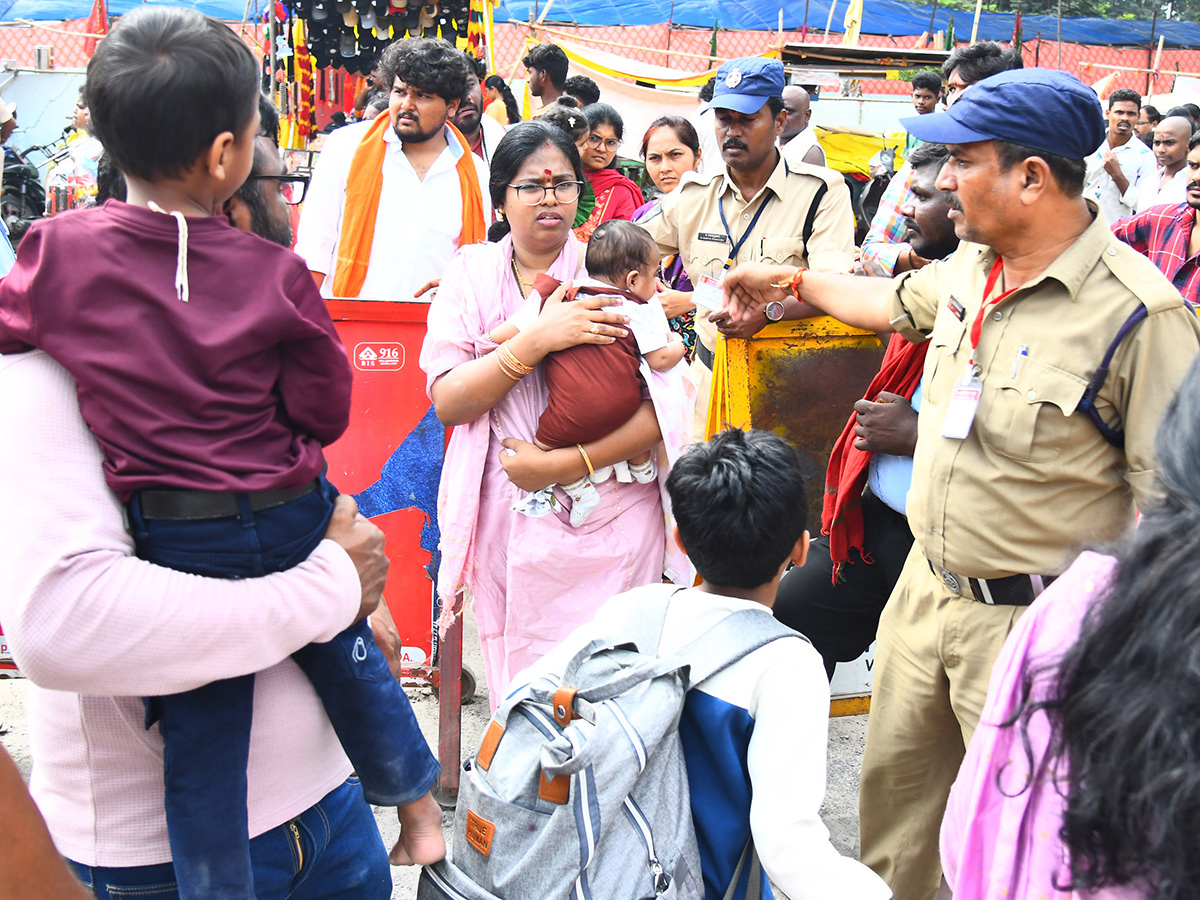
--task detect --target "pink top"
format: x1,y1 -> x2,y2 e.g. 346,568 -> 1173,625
941,550 -> 1144,900
0,202 -> 351,500
0,351 -> 360,867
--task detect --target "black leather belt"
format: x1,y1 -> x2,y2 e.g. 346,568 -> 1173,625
696,340 -> 714,370
135,479 -> 320,521
929,561 -> 1056,607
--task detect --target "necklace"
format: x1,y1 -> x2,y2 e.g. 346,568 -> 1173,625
510,257 -> 536,298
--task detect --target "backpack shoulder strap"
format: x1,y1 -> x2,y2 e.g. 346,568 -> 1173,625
675,608 -> 808,689
1076,303 -> 1148,450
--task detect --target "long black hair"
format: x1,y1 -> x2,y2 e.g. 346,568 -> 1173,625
487,121 -> 584,241
1011,353 -> 1200,899
484,74 -> 521,125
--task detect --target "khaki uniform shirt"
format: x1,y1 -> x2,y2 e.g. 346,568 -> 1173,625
889,207 -> 1200,580
640,152 -> 855,356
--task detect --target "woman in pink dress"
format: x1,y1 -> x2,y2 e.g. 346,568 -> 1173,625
941,356 -> 1200,900
420,122 -> 692,709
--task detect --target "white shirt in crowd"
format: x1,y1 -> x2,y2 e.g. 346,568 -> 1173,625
1083,135 -> 1158,224
783,126 -> 827,168
475,113 -> 509,173
295,120 -> 492,302
690,106 -> 723,177
1148,166 -> 1189,209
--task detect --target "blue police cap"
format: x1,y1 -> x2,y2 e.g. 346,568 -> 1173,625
901,68 -> 1105,161
707,58 -> 787,115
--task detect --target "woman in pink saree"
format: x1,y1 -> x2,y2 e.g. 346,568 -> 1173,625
941,356 -> 1200,900
420,122 -> 692,709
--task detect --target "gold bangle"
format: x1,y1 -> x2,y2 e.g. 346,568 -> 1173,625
494,350 -> 523,381
577,443 -> 595,476
500,340 -> 534,375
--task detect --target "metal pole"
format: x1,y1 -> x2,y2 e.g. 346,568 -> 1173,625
268,1 -> 277,103
1056,0 -> 1063,70
1147,10 -> 1157,96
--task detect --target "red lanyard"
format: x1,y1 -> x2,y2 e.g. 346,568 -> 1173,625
968,257 -> 1018,365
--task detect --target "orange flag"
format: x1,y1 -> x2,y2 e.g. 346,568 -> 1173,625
83,0 -> 108,58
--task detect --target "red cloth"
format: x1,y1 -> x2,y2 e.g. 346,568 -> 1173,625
573,169 -> 645,242
822,333 -> 928,579
530,274 -> 646,448
0,202 -> 351,500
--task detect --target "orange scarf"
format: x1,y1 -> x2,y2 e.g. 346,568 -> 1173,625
332,114 -> 486,298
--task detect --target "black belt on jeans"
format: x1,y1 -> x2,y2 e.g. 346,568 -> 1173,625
695,340 -> 714,370
928,561 -> 1057,606
135,479 -> 320,521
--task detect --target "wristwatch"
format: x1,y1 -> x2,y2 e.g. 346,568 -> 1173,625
764,300 -> 785,322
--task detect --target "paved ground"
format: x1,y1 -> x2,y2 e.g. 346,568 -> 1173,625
0,605 -> 867,898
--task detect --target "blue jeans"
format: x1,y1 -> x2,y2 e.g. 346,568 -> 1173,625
127,476 -> 439,900
68,777 -> 392,900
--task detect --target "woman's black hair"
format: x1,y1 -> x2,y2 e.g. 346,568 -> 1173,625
582,102 -> 624,141
484,74 -> 521,125
86,5 -> 259,181
639,115 -> 700,161
487,121 -> 584,240
1009,353 -> 1200,900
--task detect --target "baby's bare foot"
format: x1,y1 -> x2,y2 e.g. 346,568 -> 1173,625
389,792 -> 446,866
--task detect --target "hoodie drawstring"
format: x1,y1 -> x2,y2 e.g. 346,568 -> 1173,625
147,201 -> 190,303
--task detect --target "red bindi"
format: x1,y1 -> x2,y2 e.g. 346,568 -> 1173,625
543,168 -> 552,181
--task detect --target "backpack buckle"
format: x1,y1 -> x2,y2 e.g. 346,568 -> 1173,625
552,686 -> 577,727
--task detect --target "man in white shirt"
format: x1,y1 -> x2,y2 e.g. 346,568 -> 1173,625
780,84 -> 827,167
689,76 -> 722,176
295,37 -> 491,301
1149,114 -> 1194,208
453,52 -> 507,174
1084,88 -> 1158,223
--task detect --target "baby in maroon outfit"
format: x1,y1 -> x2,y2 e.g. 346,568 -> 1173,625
493,219 -> 686,525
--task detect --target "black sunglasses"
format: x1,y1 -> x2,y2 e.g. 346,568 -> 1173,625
248,173 -> 309,205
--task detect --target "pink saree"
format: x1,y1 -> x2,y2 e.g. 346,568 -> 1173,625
420,234 -> 694,709
941,551 -> 1143,900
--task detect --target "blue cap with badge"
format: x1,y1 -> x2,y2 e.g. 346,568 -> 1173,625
901,68 -> 1105,161
706,58 -> 787,115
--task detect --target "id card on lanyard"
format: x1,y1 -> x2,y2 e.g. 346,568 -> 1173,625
942,257 -> 1018,440
695,192 -> 775,313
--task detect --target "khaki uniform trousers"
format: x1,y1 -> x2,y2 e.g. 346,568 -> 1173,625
859,543 -> 1026,900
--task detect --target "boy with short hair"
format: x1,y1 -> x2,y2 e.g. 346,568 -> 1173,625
512,429 -> 892,900
0,8 -> 442,899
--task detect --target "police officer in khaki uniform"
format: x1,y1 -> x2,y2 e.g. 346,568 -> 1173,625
639,57 -> 854,437
723,69 -> 1200,900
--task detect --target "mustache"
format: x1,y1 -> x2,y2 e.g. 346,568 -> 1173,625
722,138 -> 748,151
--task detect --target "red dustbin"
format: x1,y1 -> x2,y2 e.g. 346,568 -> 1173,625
323,298 -> 473,803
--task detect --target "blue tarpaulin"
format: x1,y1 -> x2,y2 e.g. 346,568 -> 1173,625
493,0 -> 1200,48
4,0 -> 1200,48
0,0 -> 270,20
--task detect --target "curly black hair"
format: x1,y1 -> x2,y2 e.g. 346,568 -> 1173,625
375,37 -> 471,105
1008,353 -> 1200,900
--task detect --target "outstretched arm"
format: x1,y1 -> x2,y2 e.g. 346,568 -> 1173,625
723,263 -> 897,334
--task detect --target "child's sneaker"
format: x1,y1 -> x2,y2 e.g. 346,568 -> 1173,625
564,476 -> 601,527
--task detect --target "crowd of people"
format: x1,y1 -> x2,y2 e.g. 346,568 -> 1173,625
2,7 -> 1200,900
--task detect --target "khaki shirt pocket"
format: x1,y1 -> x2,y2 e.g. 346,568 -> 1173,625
761,237 -> 807,267
922,315 -> 968,407
687,247 -> 729,283
979,357 -> 1087,462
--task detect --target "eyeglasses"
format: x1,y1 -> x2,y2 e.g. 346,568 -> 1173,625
584,134 -> 620,151
248,173 -> 309,205
507,181 -> 584,205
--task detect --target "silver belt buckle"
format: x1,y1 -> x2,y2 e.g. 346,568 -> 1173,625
936,567 -> 962,594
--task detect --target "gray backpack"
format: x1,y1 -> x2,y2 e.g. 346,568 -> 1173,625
417,584 -> 806,900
